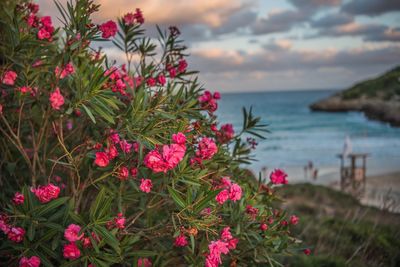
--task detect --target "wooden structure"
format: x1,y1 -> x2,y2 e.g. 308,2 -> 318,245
337,153 -> 368,198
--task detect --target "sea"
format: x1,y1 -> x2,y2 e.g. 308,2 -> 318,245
216,90 -> 400,185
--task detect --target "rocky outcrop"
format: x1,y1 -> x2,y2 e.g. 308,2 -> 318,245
310,96 -> 400,127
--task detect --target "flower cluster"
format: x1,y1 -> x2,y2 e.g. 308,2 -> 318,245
55,62 -> 75,79
198,90 -> 220,113
106,212 -> 126,229
104,65 -> 135,96
49,87 -> 65,110
270,169 -> 288,185
123,9 -> 144,25
0,215 -> 26,244
1,70 -> 17,85
19,256 -> 41,267
99,20 -> 117,38
205,227 -> 238,267
215,177 -> 242,205
94,130 -> 137,170
144,132 -> 186,173
31,183 -> 60,203
216,124 -> 235,144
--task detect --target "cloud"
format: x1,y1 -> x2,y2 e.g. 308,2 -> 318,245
288,0 -> 342,10
310,13 -> 354,28
308,22 -> 400,42
93,0 -> 253,27
341,0 -> 400,16
251,10 -> 309,35
189,44 -> 400,91
189,44 -> 400,74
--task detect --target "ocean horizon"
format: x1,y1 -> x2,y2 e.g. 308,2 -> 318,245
216,89 -> 400,184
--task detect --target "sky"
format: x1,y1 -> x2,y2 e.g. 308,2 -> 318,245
38,0 -> 400,92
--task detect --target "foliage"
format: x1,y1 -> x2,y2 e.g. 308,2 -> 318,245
0,1 -> 302,266
341,65 -> 400,100
279,183 -> 400,267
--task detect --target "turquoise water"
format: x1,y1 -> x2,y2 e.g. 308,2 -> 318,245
216,90 -> 400,182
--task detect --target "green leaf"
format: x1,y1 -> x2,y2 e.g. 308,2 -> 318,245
33,197 -> 69,217
193,189 -> 221,214
93,225 -> 121,254
167,186 -> 186,209
82,103 -> 96,123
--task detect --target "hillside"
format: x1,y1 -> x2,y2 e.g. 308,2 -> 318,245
278,183 -> 400,267
310,66 -> 400,127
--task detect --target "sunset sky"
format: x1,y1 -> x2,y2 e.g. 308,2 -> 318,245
39,0 -> 400,92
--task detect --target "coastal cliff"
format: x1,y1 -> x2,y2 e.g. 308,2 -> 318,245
310,66 -> 400,127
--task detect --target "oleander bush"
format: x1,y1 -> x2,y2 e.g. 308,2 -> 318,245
0,1 -> 304,266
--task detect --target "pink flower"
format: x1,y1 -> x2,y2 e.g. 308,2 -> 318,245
7,227 -> 25,243
49,87 -> 64,110
213,92 -> 221,100
140,179 -> 152,193
19,256 -> 41,267
215,189 -> 229,205
260,223 -> 268,231
168,67 -> 176,78
19,86 -> 32,94
220,227 -> 232,241
144,139 -> 186,173
217,124 -> 234,144
229,183 -> 242,202
245,205 -> 259,220
270,169 -> 288,185
220,177 -> 232,188
28,3 -> 39,14
37,28 -> 51,40
303,248 -> 311,255
134,8 -> 144,24
99,20 -> 117,38
13,192 -> 24,205
106,145 -> 119,160
94,152 -> 109,167
123,12 -> 135,25
130,167 -> 138,178
174,234 -> 188,247
40,16 -> 52,28
82,237 -> 91,248
227,238 -> 238,250
56,63 -> 75,79
146,77 -> 156,87
157,74 -> 166,85
119,140 -> 132,153
109,132 -> 120,143
206,240 -> 229,266
31,183 -> 60,203
172,132 -> 186,145
64,224 -> 83,242
178,59 -> 188,73
0,215 -> 10,234
198,90 -> 219,113
144,150 -> 167,173
117,166 -> 129,180
27,14 -> 38,27
2,70 -> 17,85
63,242 -> 81,260
138,258 -> 152,267
196,137 -> 217,160
290,215 -> 299,225
114,213 -> 126,229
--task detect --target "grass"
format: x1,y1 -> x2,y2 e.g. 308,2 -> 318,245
276,183 -> 400,267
